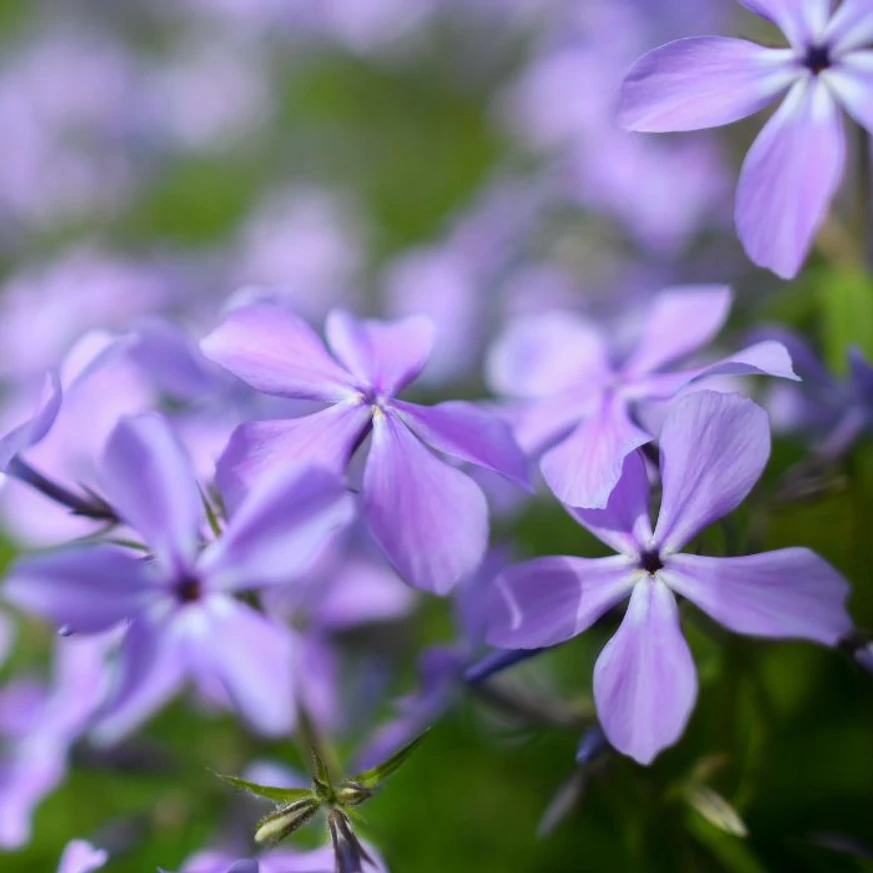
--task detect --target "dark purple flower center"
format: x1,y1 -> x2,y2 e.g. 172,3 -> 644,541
175,574 -> 203,604
804,44 -> 832,74
639,550 -> 664,575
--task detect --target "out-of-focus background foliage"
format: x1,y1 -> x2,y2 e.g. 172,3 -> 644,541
0,1 -> 872,871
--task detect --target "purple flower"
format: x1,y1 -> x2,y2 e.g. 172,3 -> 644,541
172,844 -> 388,872
619,0 -> 873,278
57,839 -> 108,873
487,285 -> 796,509
486,391 -> 852,764
5,413 -> 354,742
201,306 -> 530,594
0,369 -> 61,473
0,635 -> 109,848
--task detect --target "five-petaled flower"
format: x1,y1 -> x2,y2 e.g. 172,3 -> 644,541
486,391 -> 852,764
619,0 -> 873,278
201,305 -> 531,595
5,413 -> 354,742
487,285 -> 796,509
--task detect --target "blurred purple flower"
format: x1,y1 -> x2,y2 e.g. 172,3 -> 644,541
0,369 -> 61,473
356,549 -> 504,768
57,839 -> 108,873
172,844 -> 388,872
0,332 -> 160,546
202,306 -> 530,594
487,391 -> 853,764
230,188 -> 366,325
0,636 -> 109,848
500,0 -> 731,254
487,285 -> 796,509
620,0 -> 873,278
762,330 -> 873,458
6,413 -> 354,742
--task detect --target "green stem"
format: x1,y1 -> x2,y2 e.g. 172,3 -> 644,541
856,121 -> 873,273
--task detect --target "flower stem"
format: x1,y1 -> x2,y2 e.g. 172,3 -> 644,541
7,457 -> 118,522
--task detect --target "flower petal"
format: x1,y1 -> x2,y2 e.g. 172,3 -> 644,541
826,1 -> 873,53
193,598 -> 296,736
100,414 -> 204,572
486,555 -> 637,649
325,309 -> 434,396
201,304 -> 354,401
215,402 -> 372,510
393,399 -> 531,489
363,410 -> 488,595
632,339 -> 799,399
826,51 -> 873,133
485,311 -> 611,399
739,0 -> 831,46
540,400 -> 652,509
568,451 -> 654,554
736,80 -> 846,279
653,392 -> 771,554
92,616 -> 186,744
622,286 -> 733,377
202,467 -> 355,591
593,579 -> 697,765
665,549 -> 852,645
0,370 -> 62,472
619,37 -> 796,132
57,840 -> 108,873
4,547 -> 153,634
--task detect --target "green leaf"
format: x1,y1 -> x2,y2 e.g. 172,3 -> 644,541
684,785 -> 748,839
297,699 -> 341,787
686,813 -> 767,873
212,772 -> 314,805
350,729 -> 430,789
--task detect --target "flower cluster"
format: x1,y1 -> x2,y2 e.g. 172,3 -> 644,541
1,1 -> 872,872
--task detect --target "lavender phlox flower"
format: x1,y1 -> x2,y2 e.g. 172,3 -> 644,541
230,188 -> 366,323
57,839 -> 108,873
500,0 -> 730,254
142,40 -> 272,152
486,391 -> 853,764
0,635 -> 110,848
0,331 -> 158,545
202,306 -> 530,594
620,0 -> 873,278
487,285 -> 796,509
5,413 -> 354,742
759,329 -> 873,459
384,177 -> 549,386
0,369 -> 61,473
171,844 -> 388,872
